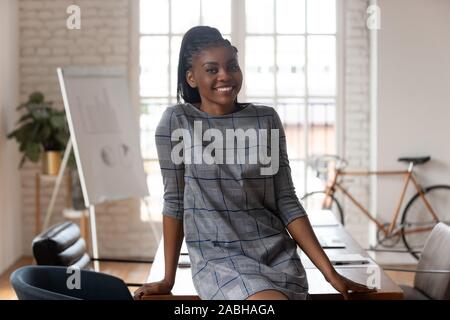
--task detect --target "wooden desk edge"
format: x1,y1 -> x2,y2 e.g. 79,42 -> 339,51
146,211 -> 405,301
141,291 -> 404,301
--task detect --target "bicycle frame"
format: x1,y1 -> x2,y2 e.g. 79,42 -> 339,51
323,163 -> 440,237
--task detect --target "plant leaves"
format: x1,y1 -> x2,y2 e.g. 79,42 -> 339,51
26,122 -> 41,142
25,143 -> 41,163
38,126 -> 51,141
55,130 -> 69,146
6,128 -> 19,139
8,122 -> 35,144
29,92 -> 44,103
16,113 -> 33,124
16,103 -> 27,110
50,114 -> 66,129
11,91 -> 71,165
25,102 -> 41,113
30,107 -> 49,122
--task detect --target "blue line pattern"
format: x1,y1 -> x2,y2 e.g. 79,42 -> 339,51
155,103 -> 308,300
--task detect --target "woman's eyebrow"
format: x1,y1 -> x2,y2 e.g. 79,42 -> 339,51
202,58 -> 238,67
202,61 -> 219,66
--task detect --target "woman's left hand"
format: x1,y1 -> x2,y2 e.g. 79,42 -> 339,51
326,272 -> 377,300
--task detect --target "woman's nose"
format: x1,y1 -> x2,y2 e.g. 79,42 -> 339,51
217,69 -> 232,81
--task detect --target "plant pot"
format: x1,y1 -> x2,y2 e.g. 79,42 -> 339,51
42,151 -> 62,176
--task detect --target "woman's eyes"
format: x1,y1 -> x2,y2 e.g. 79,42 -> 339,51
206,68 -> 218,74
205,65 -> 240,74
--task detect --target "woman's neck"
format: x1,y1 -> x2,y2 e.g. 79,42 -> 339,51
195,102 -> 237,116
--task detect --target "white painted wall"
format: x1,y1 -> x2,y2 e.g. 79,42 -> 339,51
376,0 -> 450,263
0,0 -> 22,274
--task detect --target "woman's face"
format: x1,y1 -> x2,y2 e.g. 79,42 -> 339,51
186,45 -> 243,111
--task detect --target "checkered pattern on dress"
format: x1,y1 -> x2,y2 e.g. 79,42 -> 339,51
155,103 -> 308,300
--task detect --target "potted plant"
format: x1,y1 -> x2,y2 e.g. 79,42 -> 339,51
7,91 -> 70,175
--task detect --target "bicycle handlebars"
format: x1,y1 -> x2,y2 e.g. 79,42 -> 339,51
308,154 -> 348,180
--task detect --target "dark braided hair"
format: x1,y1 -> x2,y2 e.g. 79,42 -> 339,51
177,26 -> 238,104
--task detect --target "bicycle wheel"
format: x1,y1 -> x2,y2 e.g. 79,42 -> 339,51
301,191 -> 345,225
401,185 -> 450,260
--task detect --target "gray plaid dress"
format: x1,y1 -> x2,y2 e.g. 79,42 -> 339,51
155,103 -> 308,300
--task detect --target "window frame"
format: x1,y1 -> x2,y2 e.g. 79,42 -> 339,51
132,0 -> 344,195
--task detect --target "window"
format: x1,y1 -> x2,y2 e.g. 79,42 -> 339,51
139,0 -> 232,161
139,0 -> 337,214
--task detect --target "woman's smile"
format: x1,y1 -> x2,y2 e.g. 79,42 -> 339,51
214,85 -> 235,93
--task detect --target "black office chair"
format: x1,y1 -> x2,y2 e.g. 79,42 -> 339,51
10,265 -> 133,300
32,221 -> 150,288
32,221 -> 91,269
383,222 -> 450,300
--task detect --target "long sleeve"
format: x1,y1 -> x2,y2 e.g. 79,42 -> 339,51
272,108 -> 307,226
155,107 -> 185,220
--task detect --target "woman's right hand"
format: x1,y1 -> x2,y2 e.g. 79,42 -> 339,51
133,279 -> 174,300
326,271 -> 377,300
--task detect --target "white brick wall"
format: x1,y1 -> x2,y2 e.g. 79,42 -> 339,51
18,0 -> 157,259
342,0 -> 372,248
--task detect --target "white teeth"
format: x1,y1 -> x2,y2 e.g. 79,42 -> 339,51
215,87 -> 233,92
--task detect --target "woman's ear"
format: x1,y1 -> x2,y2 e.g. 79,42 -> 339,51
186,70 -> 197,88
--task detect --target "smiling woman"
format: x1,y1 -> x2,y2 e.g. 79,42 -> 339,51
135,26 -> 311,300
133,25 -> 372,301
139,0 -> 338,203
178,28 -> 242,115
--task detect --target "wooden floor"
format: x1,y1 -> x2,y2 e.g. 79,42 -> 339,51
384,265 -> 415,287
1,256 -> 415,300
0,257 -> 152,300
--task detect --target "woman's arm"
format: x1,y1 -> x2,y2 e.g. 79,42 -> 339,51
269,108 -> 374,299
134,216 -> 184,300
133,216 -> 183,299
162,215 -> 184,286
134,107 -> 186,300
287,216 -> 376,299
287,216 -> 336,280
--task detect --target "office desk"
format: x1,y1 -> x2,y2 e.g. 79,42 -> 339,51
143,211 -> 404,300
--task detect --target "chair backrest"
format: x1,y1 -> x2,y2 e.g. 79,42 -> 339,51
32,221 -> 90,269
10,265 -> 133,300
414,222 -> 450,300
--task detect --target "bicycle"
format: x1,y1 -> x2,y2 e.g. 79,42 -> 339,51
301,155 -> 450,260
